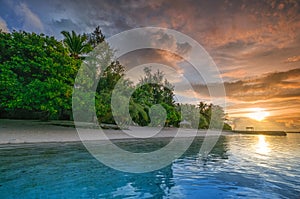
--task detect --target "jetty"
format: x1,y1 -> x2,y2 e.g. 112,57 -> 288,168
233,130 -> 287,136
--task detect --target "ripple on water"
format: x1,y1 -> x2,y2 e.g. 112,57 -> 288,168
0,135 -> 299,198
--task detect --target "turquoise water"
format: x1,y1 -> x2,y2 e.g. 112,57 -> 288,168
0,134 -> 299,198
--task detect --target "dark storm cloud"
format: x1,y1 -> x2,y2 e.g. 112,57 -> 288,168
3,0 -> 300,52
51,18 -> 81,33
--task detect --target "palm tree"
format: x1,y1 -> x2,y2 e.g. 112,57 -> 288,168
198,102 -> 211,128
129,99 -> 149,126
61,30 -> 91,59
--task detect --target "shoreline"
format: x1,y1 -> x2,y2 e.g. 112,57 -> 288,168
0,119 -> 291,145
0,119 -> 232,145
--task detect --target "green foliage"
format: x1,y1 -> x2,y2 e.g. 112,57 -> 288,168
95,61 -> 129,123
161,103 -> 180,127
97,61 -> 125,94
209,105 -> 226,129
130,67 -> 179,127
198,102 -> 212,129
0,28 -> 232,130
0,31 -> 80,120
87,26 -> 105,48
129,100 -> 149,126
148,104 -> 167,127
197,102 -> 232,130
179,102 -> 231,130
180,104 -> 200,128
61,30 -> 92,59
223,123 -> 232,131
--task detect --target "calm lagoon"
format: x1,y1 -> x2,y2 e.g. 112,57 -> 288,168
0,134 -> 299,198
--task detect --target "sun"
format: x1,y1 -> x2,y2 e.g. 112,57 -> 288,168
247,108 -> 270,121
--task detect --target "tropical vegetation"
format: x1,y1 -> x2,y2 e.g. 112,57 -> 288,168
0,28 -> 231,130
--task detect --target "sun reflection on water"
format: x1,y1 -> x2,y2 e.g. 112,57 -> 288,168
256,135 -> 270,155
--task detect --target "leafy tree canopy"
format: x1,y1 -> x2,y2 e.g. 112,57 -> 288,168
0,30 -> 80,120
0,28 -> 231,130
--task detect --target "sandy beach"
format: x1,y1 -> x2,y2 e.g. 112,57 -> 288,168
0,119 -> 232,144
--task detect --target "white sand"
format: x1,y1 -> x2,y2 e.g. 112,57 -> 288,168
0,119 -> 232,144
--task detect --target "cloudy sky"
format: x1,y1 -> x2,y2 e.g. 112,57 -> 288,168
1,0 -> 300,131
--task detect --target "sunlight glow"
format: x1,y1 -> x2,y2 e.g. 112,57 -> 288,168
256,135 -> 270,155
247,108 -> 270,121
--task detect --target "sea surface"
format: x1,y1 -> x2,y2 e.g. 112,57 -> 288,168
0,133 -> 299,198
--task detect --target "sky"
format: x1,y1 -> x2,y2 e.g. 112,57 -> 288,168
1,0 -> 300,131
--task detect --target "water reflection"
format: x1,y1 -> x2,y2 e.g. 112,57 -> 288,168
0,137 -> 229,198
256,135 -> 270,155
101,136 -> 229,198
0,134 -> 299,198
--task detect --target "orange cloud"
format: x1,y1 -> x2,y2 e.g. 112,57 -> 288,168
190,68 -> 300,130
192,68 -> 300,100
221,69 -> 247,78
285,55 -> 300,63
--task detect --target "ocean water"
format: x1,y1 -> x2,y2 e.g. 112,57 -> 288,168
0,134 -> 299,198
